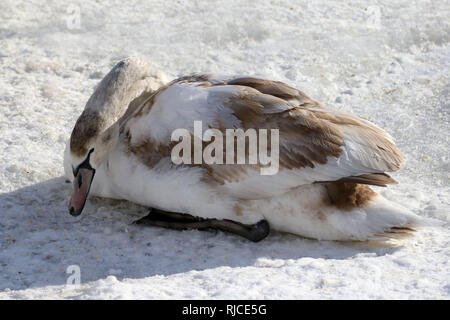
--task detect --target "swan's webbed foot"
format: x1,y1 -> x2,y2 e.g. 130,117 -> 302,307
133,208 -> 270,242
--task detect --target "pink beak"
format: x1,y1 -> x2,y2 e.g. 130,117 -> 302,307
69,168 -> 95,216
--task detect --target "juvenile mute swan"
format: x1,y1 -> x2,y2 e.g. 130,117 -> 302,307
64,57 -> 420,242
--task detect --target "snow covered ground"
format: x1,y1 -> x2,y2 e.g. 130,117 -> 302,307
0,0 -> 449,299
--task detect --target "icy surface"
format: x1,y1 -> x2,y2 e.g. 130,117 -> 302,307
0,0 -> 449,299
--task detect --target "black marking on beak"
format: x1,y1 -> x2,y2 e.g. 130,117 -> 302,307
73,148 -> 95,177
77,174 -> 83,188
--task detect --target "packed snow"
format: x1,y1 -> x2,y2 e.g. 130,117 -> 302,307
0,0 -> 449,299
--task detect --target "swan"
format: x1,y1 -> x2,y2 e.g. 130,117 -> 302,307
63,56 -> 421,242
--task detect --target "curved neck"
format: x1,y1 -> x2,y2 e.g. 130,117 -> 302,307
84,58 -> 155,131
70,57 -> 166,157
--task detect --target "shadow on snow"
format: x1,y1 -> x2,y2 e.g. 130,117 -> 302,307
0,177 -> 401,292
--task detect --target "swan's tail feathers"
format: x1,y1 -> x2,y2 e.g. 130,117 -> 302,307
372,226 -> 417,241
326,192 -> 426,242
357,195 -> 423,241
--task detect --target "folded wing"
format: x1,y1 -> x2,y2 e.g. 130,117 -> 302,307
123,75 -> 404,200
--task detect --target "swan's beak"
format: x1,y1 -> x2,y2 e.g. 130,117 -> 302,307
69,168 -> 95,216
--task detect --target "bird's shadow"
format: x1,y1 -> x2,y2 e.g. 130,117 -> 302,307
0,177 -> 401,292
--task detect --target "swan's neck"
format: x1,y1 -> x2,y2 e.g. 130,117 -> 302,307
70,57 -> 161,157
84,58 -> 153,131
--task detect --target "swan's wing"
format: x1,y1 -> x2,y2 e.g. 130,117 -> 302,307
211,75 -> 321,107
122,75 -> 404,200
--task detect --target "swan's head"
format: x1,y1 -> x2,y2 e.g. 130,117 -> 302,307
64,56 -> 169,216
66,115 -> 119,216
